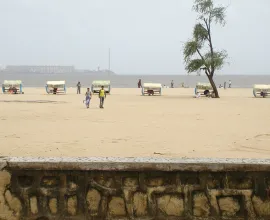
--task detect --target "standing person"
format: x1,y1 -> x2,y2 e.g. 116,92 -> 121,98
229,80 -> 232,88
99,86 -> 106,108
84,88 -> 92,108
224,81 -> 226,89
77,81 -> 81,94
171,80 -> 174,88
138,79 -> 142,88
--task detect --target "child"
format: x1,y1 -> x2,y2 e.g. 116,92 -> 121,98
84,88 -> 92,108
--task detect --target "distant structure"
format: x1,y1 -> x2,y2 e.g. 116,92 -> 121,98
3,65 -> 116,75
5,65 -> 75,74
83,69 -> 115,76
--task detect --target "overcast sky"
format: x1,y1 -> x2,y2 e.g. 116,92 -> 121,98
1,0 -> 270,75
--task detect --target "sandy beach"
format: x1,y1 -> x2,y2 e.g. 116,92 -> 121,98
0,87 -> 269,159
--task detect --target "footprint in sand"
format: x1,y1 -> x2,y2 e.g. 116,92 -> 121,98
232,134 -> 270,153
254,134 -> 270,140
5,134 -> 20,139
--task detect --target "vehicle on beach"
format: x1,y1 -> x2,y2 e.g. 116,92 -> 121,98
45,81 -> 66,94
2,80 -> 23,94
253,84 -> 270,98
91,80 -> 111,94
142,83 -> 162,96
195,82 -> 214,97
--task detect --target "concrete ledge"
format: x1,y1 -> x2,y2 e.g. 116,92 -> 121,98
3,156 -> 270,171
1,156 -> 270,219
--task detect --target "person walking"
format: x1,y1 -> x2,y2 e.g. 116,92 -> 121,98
77,81 -> 81,94
171,80 -> 174,88
224,81 -> 226,89
99,86 -> 106,108
84,88 -> 92,108
138,79 -> 142,88
229,80 -> 232,88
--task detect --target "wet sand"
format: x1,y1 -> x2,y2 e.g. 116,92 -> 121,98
0,88 -> 269,159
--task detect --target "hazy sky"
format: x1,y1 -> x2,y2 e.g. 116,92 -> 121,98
1,0 -> 270,75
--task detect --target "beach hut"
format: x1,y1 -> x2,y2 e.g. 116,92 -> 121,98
253,84 -> 270,98
142,83 -> 162,96
2,80 -> 23,94
91,80 -> 111,94
46,81 -> 66,94
195,82 -> 213,96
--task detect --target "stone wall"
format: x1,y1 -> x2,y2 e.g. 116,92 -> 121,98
1,157 -> 270,219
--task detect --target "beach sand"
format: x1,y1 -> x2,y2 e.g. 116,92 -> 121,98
0,87 -> 270,159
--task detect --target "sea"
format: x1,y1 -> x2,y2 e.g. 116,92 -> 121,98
1,72 -> 270,88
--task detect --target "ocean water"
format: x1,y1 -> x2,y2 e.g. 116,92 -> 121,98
1,72 -> 270,88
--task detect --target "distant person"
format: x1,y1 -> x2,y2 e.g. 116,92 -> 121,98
12,87 -> 18,94
77,81 -> 81,94
84,88 -> 92,108
99,86 -> 106,108
53,87 -> 57,94
147,89 -> 154,95
260,91 -> 267,98
224,81 -> 226,89
171,80 -> 174,88
219,84 -> 223,88
229,80 -> 232,88
138,79 -> 142,88
204,90 -> 210,96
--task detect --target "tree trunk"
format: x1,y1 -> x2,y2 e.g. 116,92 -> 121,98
207,75 -> 219,98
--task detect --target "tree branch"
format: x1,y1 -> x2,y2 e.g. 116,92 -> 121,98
204,17 -> 215,76
196,48 -> 210,76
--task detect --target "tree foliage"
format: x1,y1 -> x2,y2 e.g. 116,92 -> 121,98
183,0 -> 228,98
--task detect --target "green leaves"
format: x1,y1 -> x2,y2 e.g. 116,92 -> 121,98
205,50 -> 228,70
183,41 -> 200,62
183,0 -> 227,75
185,59 -> 205,73
211,7 -> 226,25
193,0 -> 213,14
193,23 -> 208,42
194,0 -> 226,25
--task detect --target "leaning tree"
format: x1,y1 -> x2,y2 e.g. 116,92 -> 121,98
183,0 -> 228,98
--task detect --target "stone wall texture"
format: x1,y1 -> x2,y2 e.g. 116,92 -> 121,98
1,157 -> 270,219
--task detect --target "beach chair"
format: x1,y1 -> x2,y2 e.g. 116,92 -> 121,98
253,84 -> 270,98
195,82 -> 213,96
46,81 -> 66,94
91,80 -> 111,94
2,80 -> 23,94
142,83 -> 162,96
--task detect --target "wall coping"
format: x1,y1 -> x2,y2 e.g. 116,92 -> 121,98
1,156 -> 270,171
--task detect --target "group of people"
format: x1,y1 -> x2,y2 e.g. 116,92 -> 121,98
2,86 -> 18,94
195,90 -> 215,98
78,83 -> 106,109
8,86 -> 18,94
83,86 -> 106,109
78,79 -> 233,108
219,80 -> 232,89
